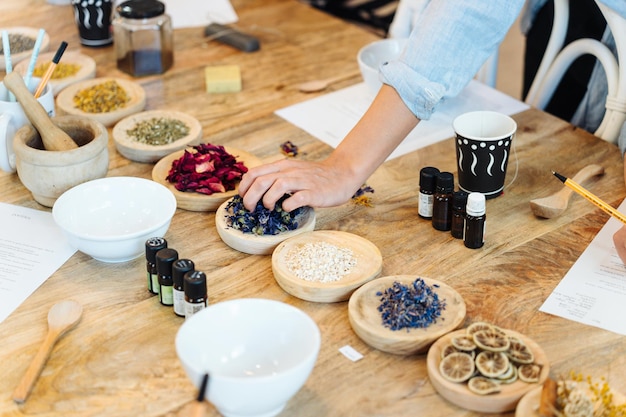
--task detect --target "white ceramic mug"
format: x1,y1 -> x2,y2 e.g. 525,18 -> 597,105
0,77 -> 55,173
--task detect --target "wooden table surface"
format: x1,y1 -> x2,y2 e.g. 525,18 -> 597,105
1,1 -> 625,416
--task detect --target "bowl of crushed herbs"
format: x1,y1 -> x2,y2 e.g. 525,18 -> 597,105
113,110 -> 202,163
215,195 -> 316,255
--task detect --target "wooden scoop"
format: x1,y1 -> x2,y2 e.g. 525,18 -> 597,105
3,71 -> 77,151
12,300 -> 83,404
530,164 -> 605,218
298,72 -> 360,93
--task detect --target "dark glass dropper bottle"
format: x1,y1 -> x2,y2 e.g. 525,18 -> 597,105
432,172 -> 454,231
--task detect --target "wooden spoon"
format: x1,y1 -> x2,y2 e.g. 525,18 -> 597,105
12,300 -> 83,404
3,71 -> 77,151
298,72 -> 359,93
530,164 -> 605,218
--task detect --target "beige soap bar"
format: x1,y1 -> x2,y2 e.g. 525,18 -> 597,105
204,65 -> 242,93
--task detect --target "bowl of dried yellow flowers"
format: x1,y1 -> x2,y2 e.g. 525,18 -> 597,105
56,77 -> 145,126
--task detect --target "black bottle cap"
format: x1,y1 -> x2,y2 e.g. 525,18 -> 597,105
452,190 -> 469,210
145,237 -> 167,263
419,167 -> 440,192
435,172 -> 454,193
184,270 -> 207,300
156,248 -> 178,276
173,259 -> 195,289
117,0 -> 165,19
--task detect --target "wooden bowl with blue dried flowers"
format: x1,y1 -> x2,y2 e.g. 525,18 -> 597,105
348,275 -> 466,355
215,195 -> 316,255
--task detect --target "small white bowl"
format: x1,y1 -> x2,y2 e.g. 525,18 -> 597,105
357,38 -> 407,94
215,197 -> 316,255
176,298 -> 321,417
52,176 -> 177,263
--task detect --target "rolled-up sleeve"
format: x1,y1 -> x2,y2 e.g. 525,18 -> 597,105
380,1 -> 525,120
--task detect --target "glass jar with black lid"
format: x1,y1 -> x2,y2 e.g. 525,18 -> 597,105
113,0 -> 173,76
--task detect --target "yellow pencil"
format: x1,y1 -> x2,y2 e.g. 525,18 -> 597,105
553,171 -> 626,225
33,41 -> 67,98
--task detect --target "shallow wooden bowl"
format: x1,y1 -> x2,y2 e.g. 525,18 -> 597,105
215,199 -> 316,255
151,147 -> 262,211
348,276 -> 465,355
0,27 -> 50,71
112,110 -> 203,163
272,231 -> 382,303
427,329 -> 550,413
515,379 -> 626,416
56,77 -> 146,126
14,50 -> 95,96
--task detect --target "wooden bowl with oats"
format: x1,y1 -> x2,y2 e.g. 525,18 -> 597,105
272,231 -> 382,302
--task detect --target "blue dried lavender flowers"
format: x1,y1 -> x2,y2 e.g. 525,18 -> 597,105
376,278 -> 446,331
225,195 -> 304,236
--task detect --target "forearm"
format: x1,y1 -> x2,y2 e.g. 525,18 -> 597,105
327,85 -> 420,186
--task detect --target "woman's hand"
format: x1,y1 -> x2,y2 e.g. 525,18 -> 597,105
238,157 -> 362,212
613,225 -> 626,265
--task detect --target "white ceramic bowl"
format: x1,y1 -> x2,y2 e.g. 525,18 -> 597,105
52,176 -> 177,263
176,298 -> 321,417
357,38 -> 407,93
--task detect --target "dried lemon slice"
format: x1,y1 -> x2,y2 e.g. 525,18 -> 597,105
518,363 -> 542,383
440,343 -> 459,359
466,321 -> 494,336
475,350 -> 509,378
473,329 -> 511,352
451,335 -> 477,351
507,338 -> 534,364
439,352 -> 475,383
467,376 -> 501,395
497,363 -> 518,384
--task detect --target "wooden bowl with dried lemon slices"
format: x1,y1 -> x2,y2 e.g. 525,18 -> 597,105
56,77 -> 146,127
348,275 -> 465,355
426,322 -> 550,413
272,231 -> 383,303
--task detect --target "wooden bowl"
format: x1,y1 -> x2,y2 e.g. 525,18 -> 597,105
427,329 -> 550,413
112,110 -> 203,163
0,27 -> 50,71
14,50 -> 96,96
272,231 -> 383,303
56,77 -> 146,126
151,147 -> 262,211
348,276 -> 465,355
515,379 -> 626,416
215,199 -> 316,255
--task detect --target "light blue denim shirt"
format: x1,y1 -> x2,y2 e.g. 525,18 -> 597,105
380,2 -> 525,121
381,0 -> 626,149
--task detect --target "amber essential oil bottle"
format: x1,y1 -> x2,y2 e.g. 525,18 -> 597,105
464,192 -> 486,249
432,172 -> 454,231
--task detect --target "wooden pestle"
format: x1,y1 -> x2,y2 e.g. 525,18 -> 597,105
3,71 -> 77,151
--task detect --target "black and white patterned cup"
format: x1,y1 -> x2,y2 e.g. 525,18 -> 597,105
72,0 -> 113,47
453,111 -> 517,199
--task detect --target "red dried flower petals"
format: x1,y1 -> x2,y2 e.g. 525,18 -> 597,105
165,144 -> 248,195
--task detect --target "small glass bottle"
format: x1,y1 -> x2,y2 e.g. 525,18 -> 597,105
464,192 -> 486,249
113,0 -> 173,77
145,237 -> 167,295
172,259 -> 194,317
156,248 -> 178,306
451,190 -> 469,239
432,172 -> 454,231
184,270 -> 208,319
418,166 -> 440,219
